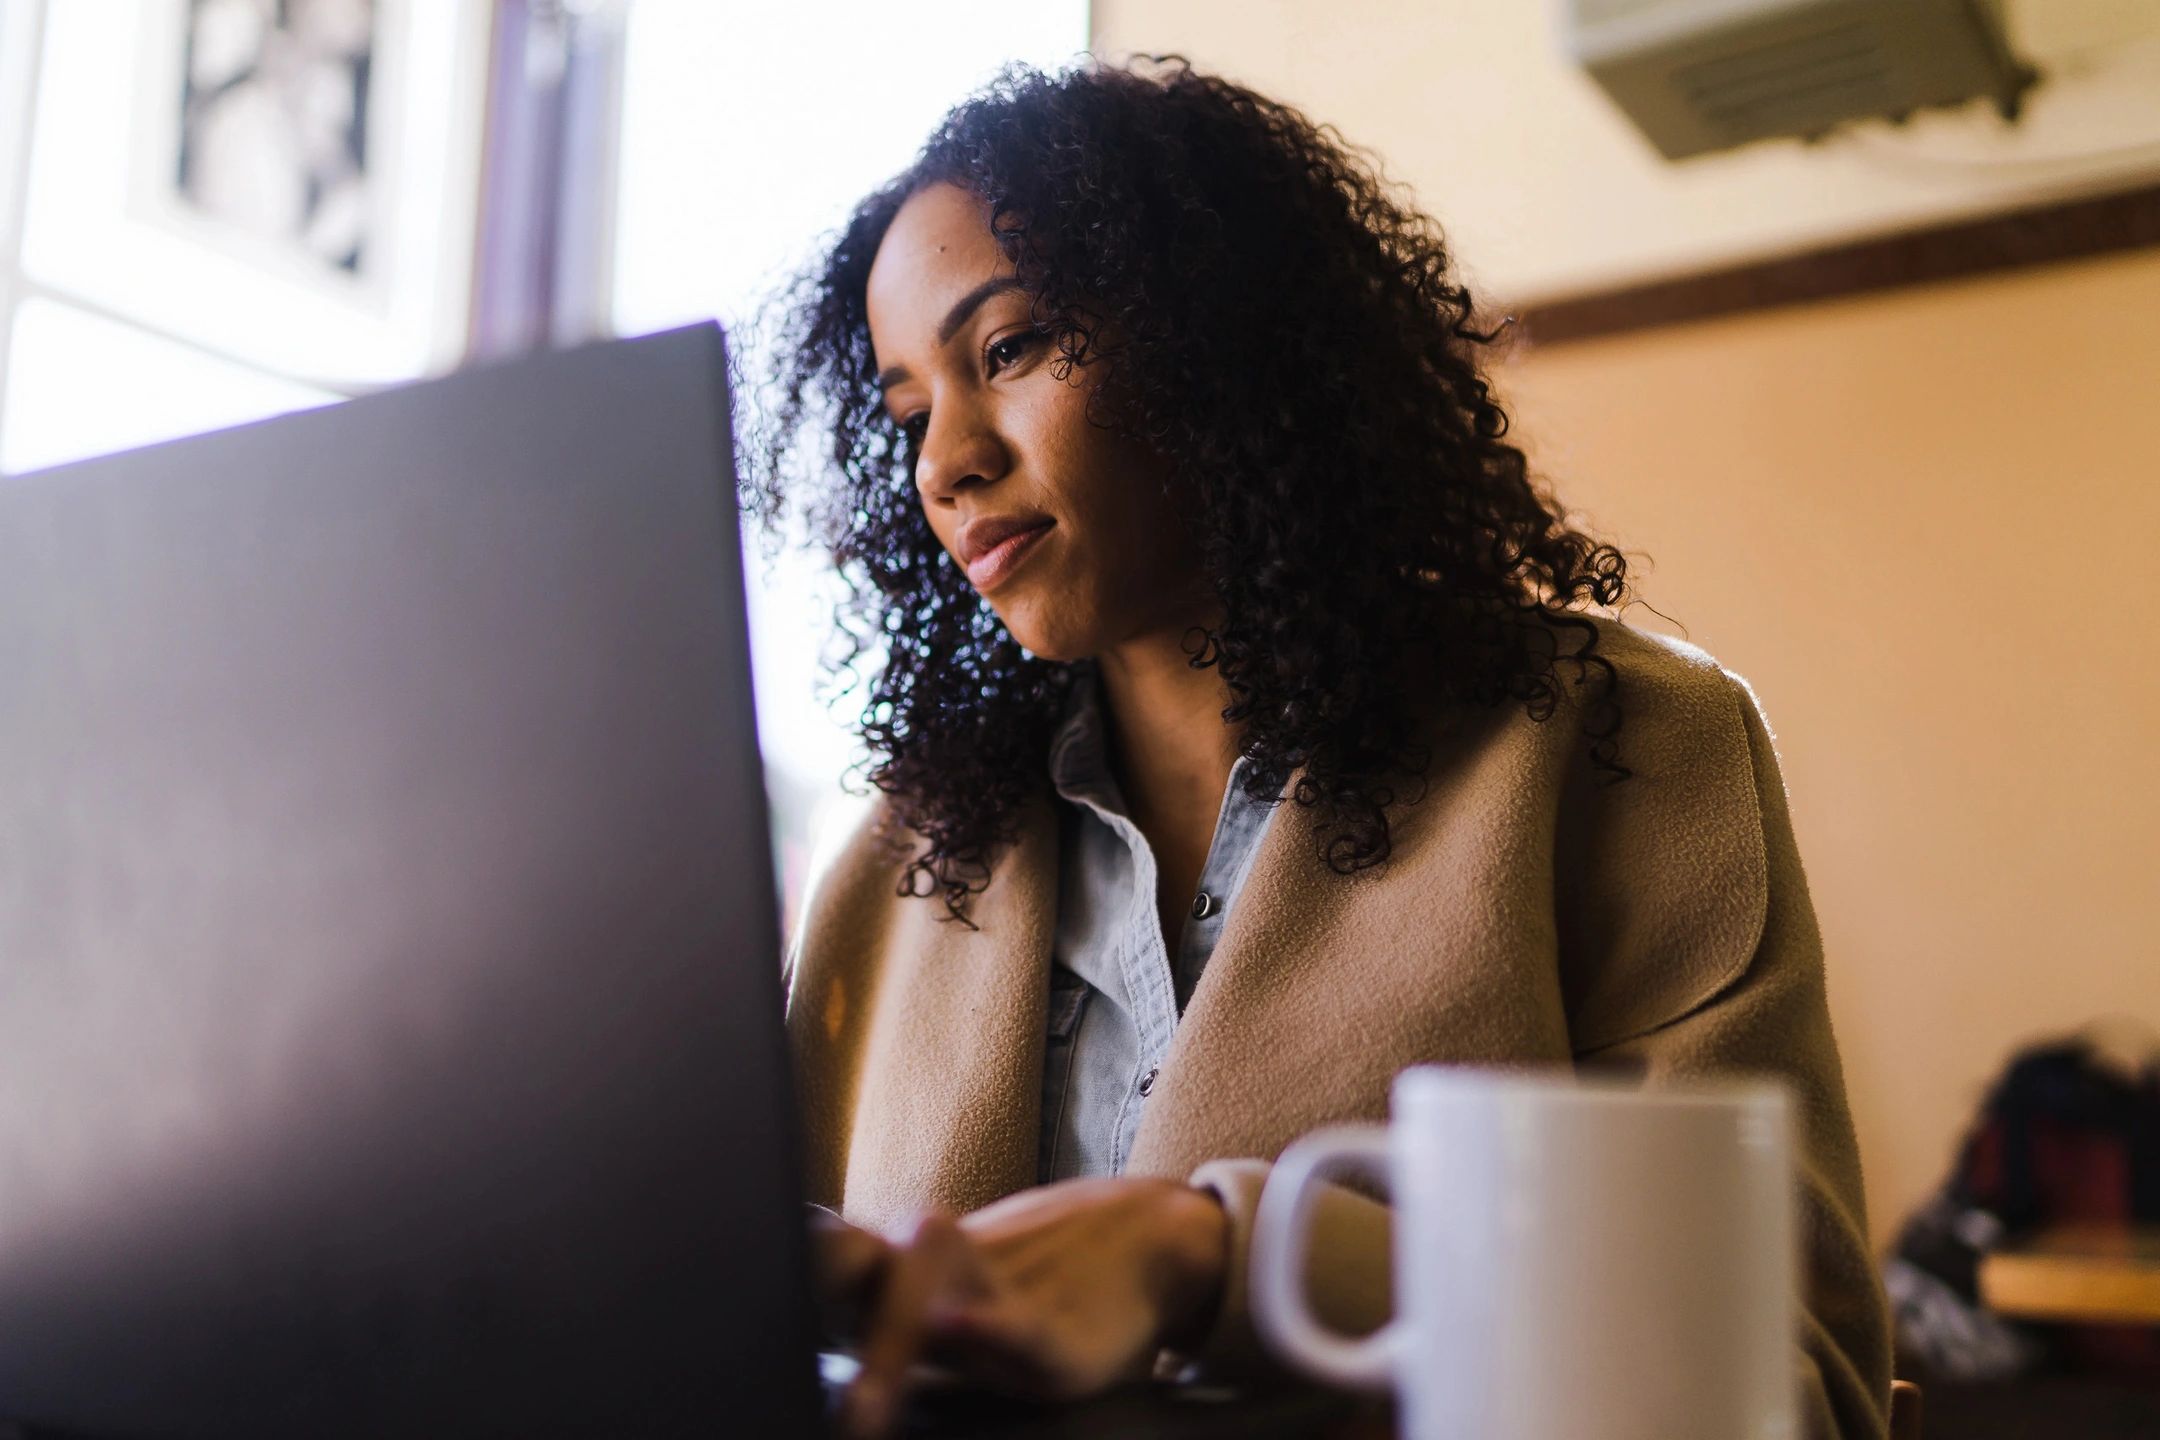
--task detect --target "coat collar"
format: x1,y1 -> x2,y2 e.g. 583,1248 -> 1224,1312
799,619 -> 1772,1226
824,790 -> 1059,1225
829,699 -> 1576,1226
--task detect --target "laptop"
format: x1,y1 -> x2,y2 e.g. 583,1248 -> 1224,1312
0,326 -> 1373,1439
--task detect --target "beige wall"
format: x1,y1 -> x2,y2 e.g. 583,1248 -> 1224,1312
1497,249 -> 2160,1249
1092,0 -> 2160,304
1092,7 -> 2160,1249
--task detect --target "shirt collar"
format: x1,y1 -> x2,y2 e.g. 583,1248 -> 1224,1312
1048,661 -> 1120,810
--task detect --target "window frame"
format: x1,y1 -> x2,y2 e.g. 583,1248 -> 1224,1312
0,0 -> 514,474
0,0 -> 50,445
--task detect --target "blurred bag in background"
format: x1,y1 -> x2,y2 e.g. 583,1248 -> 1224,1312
1885,1023 -> 2160,1385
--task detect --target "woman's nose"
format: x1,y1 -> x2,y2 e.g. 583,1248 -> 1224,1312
913,405 -> 1009,506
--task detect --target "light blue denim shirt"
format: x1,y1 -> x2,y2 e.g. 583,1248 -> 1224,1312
1036,662 -> 1279,1185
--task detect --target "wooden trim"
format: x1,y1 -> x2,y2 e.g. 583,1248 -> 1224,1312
1510,182 -> 2160,348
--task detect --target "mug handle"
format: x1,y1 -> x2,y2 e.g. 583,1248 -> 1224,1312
1249,1124 -> 1399,1392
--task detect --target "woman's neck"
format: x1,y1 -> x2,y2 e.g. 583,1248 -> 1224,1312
1091,621 -> 1239,840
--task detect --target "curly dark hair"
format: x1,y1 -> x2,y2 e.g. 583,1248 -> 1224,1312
741,53 -> 1632,922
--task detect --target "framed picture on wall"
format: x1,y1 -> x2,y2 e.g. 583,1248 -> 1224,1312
18,0 -> 491,386
165,0 -> 380,285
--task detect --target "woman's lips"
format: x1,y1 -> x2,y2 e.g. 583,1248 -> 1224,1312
963,521 -> 1053,592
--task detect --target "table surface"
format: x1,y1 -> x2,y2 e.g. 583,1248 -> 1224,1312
1978,1223 -> 2160,1325
886,1379 -> 1392,1439
823,1347 -> 1392,1438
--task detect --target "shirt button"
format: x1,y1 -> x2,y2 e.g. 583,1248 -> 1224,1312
1138,1066 -> 1159,1097
1191,891 -> 1217,920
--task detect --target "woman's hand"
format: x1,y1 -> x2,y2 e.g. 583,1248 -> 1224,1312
809,1177 -> 1230,1438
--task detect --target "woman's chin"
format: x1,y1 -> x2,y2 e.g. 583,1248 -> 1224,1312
1011,631 -> 1096,666
996,603 -> 1100,666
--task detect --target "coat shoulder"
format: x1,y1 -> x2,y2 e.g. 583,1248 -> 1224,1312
1543,615 -> 1789,1054
1570,613 -> 1751,723
1554,614 -> 1773,789
783,794 -> 914,999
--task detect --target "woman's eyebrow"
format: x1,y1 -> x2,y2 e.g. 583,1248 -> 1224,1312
875,276 -> 1027,393
935,276 -> 1026,346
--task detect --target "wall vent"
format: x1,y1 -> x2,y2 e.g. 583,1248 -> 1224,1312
1563,0 -> 2036,160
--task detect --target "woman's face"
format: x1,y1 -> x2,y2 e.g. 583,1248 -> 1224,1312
864,181 -> 1206,664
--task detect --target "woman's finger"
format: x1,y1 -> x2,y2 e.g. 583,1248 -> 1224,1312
811,1214 -> 891,1297
842,1209 -> 979,1438
809,1213 -> 892,1342
921,1299 -> 1062,1397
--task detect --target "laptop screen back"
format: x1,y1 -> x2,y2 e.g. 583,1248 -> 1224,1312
0,324 -> 823,1437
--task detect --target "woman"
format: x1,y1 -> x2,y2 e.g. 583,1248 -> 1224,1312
750,55 -> 1892,1440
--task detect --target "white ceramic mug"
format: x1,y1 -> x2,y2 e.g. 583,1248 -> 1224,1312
1250,1065 -> 1799,1440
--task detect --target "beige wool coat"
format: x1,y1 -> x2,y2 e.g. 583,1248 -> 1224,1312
782,617 -> 1894,1440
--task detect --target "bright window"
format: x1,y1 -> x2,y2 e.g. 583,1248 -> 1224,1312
0,0 -> 1090,926
0,295 -> 337,475
0,0 -> 487,478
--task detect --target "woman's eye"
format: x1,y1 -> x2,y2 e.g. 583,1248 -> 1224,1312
985,328 -> 1045,377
